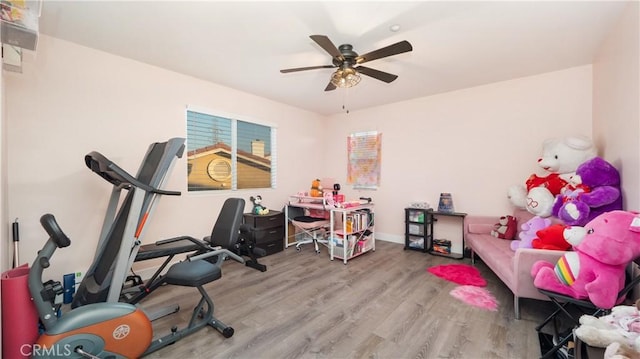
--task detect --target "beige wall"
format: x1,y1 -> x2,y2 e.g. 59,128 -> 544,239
4,35 -> 326,279
593,1 -> 640,210
326,66 -> 594,243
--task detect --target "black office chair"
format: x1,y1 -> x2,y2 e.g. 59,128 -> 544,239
536,258 -> 640,359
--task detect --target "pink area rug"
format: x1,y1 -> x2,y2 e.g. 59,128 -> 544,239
450,285 -> 499,311
427,264 -> 487,287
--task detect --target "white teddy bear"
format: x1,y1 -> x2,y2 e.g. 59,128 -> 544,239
575,301 -> 640,353
508,135 -> 597,217
605,342 -> 640,359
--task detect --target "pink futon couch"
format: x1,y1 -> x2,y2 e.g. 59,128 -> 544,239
464,208 -> 567,319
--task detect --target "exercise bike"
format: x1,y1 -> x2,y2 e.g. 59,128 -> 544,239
29,214 -> 240,358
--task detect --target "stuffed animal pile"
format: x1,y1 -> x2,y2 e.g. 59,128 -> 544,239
511,216 -> 552,251
508,136 -> 597,217
531,210 -> 640,309
552,156 -> 623,226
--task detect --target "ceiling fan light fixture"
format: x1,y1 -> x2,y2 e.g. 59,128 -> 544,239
331,67 -> 361,88
281,35 -> 412,91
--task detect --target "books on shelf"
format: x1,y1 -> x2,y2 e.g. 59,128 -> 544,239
433,239 -> 451,254
344,209 -> 373,234
330,205 -> 375,263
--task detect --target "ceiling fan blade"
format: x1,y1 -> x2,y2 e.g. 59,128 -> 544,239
356,40 -> 413,64
324,82 -> 337,91
280,65 -> 335,73
356,66 -> 398,83
310,35 -> 344,61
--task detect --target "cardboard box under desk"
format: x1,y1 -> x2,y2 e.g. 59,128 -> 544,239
287,222 -> 302,245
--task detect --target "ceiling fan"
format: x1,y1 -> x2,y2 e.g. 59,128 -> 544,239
280,35 -> 413,91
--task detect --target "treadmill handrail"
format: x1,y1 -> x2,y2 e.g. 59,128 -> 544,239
85,151 -> 181,196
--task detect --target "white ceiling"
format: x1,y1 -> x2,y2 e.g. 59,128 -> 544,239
38,1 -> 629,116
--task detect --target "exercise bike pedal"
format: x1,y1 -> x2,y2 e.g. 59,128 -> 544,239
75,346 -> 101,359
125,274 -> 143,286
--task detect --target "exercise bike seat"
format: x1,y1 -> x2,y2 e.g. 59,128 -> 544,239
157,257 -> 236,342
165,260 -> 222,287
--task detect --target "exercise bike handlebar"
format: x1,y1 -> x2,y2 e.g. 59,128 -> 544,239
29,214 -> 70,330
85,151 -> 181,196
40,213 -> 70,248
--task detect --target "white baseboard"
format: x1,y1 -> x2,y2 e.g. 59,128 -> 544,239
375,232 -> 404,244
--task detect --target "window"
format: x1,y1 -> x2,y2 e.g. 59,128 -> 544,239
186,109 -> 276,192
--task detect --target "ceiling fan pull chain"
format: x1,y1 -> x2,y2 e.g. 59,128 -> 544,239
343,88 -> 350,114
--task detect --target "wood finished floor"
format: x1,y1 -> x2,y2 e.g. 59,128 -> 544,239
142,241 -> 556,359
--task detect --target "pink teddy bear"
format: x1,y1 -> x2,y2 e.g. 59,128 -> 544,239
531,210 -> 640,309
510,216 -> 551,251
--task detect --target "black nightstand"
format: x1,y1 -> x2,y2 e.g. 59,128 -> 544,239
243,211 -> 285,256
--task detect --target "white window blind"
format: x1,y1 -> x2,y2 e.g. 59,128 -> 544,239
186,109 -> 276,192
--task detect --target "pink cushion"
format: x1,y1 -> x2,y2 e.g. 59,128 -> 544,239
468,223 -> 494,234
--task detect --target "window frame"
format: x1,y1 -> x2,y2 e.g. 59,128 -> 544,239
186,106 -> 277,193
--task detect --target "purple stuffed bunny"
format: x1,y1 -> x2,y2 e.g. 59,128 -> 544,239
510,216 -> 552,251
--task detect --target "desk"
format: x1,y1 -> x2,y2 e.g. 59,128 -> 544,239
284,195 -> 331,249
428,210 -> 467,259
284,196 -> 376,264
